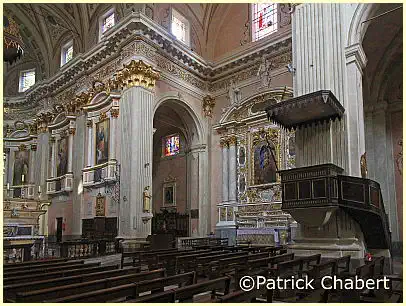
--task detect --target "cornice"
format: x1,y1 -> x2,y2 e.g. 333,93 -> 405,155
4,11 -> 292,119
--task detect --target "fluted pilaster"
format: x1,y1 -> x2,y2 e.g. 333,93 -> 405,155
228,136 -> 237,203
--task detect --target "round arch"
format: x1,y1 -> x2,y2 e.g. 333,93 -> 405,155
347,3 -> 380,46
154,92 -> 206,147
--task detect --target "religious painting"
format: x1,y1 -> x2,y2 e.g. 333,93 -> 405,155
56,137 -> 68,177
96,120 -> 109,165
13,150 -> 29,186
252,140 -> 278,185
163,182 -> 176,206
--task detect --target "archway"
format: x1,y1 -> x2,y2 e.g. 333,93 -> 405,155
152,97 -> 207,239
361,3 -> 402,253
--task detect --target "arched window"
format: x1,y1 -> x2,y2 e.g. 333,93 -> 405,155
252,3 -> 278,41
163,134 -> 180,157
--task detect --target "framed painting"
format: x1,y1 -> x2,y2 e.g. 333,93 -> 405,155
56,137 -> 68,177
95,120 -> 109,165
250,128 -> 280,186
163,182 -> 176,206
13,150 -> 29,186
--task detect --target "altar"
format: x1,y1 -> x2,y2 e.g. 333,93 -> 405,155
213,88 -> 297,245
3,198 -> 49,263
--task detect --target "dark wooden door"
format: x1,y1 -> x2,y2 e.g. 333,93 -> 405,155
56,217 -> 63,242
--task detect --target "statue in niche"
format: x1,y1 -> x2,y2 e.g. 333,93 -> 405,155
228,79 -> 241,104
257,55 -> 271,88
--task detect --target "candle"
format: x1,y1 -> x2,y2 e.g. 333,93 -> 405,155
21,174 -> 25,183
7,183 -> 10,190
38,185 -> 41,193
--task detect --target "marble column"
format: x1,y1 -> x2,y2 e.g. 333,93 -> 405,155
29,144 -> 37,199
50,137 -> 56,178
228,136 -> 237,203
118,60 -> 159,239
86,120 -> 93,167
67,129 -> 75,173
34,131 -> 49,201
110,110 -> 118,161
220,139 -> 229,203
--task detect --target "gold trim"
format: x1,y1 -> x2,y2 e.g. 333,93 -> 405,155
250,127 -> 281,186
18,144 -> 27,151
110,108 -> 119,118
114,60 -> 160,90
202,95 -> 216,118
228,136 -> 237,146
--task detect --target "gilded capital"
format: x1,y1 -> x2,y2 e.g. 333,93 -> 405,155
202,95 -> 216,118
228,136 -> 237,146
99,112 -> 107,121
18,144 -> 27,151
114,60 -> 160,90
30,144 -> 37,151
68,127 -> 76,135
86,120 -> 93,127
110,108 -> 119,118
220,138 -> 229,148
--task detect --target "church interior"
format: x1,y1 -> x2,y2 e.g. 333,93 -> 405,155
3,3 -> 403,303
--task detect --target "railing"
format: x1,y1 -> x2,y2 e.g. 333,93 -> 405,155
179,237 -> 228,249
3,237 -> 117,264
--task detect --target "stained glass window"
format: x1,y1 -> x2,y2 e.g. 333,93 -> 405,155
171,9 -> 189,46
252,3 -> 278,41
102,12 -> 115,33
164,134 -> 180,156
19,69 -> 35,92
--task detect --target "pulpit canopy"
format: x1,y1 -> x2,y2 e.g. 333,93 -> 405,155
265,90 -> 345,130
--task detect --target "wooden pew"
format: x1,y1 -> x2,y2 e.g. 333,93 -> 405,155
215,286 -> 270,303
3,266 -> 151,302
121,248 -> 177,268
153,249 -> 216,272
3,258 -> 67,269
4,263 -> 111,285
43,272 -> 196,303
4,262 -> 90,277
15,269 -> 166,302
127,276 -> 232,303
175,250 -> 227,273
4,259 -> 84,273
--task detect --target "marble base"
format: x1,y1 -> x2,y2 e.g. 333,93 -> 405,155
215,222 -> 237,246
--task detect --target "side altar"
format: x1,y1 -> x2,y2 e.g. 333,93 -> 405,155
213,88 -> 297,245
3,198 -> 50,263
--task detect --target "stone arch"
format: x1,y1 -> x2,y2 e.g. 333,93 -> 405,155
154,91 -> 206,147
347,3 -> 380,47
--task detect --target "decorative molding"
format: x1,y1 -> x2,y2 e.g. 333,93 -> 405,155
202,95 -> 216,118
110,108 -> 119,118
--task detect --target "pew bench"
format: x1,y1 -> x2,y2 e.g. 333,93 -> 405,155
14,269 -> 166,303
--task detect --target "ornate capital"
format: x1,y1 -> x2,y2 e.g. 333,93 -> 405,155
30,144 -> 37,151
28,123 -> 38,135
4,147 -> 10,154
18,144 -> 27,151
49,137 -> 56,143
202,95 -> 216,118
228,136 -> 237,146
99,112 -> 107,121
68,127 -> 76,135
86,120 -> 93,127
110,108 -> 119,118
114,60 -> 160,90
220,138 -> 229,148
